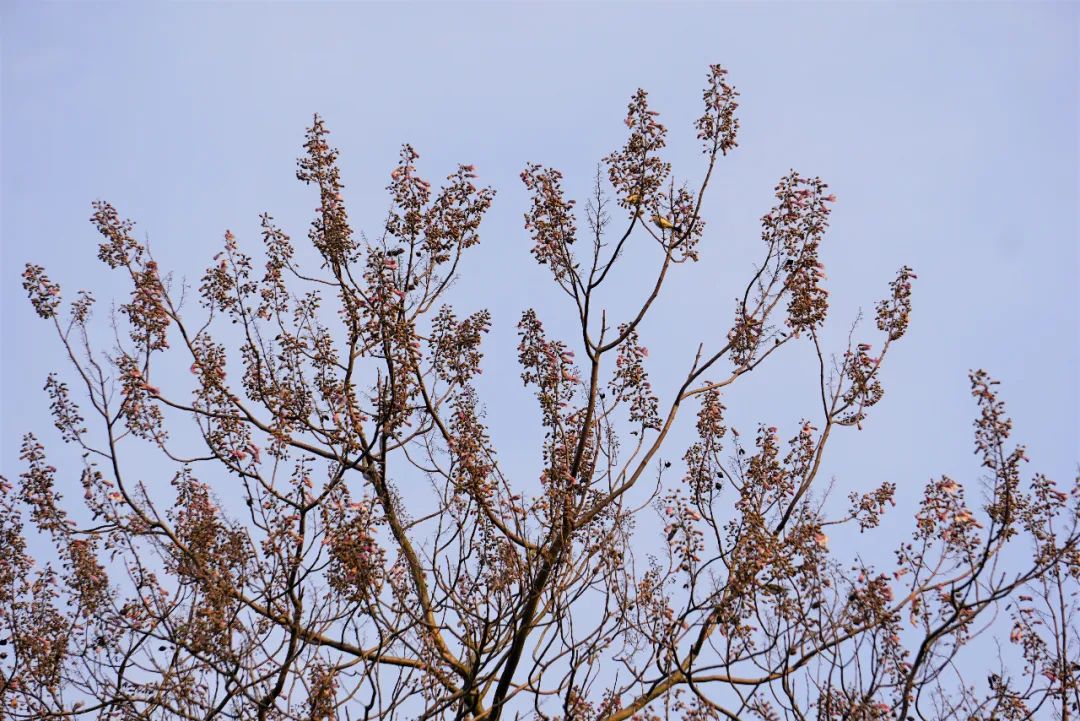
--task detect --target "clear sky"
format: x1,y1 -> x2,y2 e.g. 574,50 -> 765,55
2,1 -> 1077,551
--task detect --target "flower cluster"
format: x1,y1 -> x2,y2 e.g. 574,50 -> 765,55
125,259 -> 171,351
370,314 -> 421,432
695,64 -> 740,156
662,491 -> 704,574
971,369 -> 1027,532
423,162 -> 494,259
816,691 -> 896,720
297,115 -> 356,268
386,144 -> 429,242
21,264 -> 62,319
762,173 -> 834,332
517,309 -> 579,428
913,476 -> 983,550
605,89 -> 671,214
842,568 -> 898,629
448,386 -> 495,501
190,337 -> 253,460
521,164 -> 578,283
257,213 -> 294,317
168,470 -> 249,661
609,325 -> 660,430
324,496 -> 387,603
430,306 -> 491,386
44,374 -> 85,444
540,407 -> 599,507
91,202 -> 172,351
200,229 -> 257,320
838,342 -> 885,429
683,387 -> 727,498
17,436 -> 109,616
875,265 -> 916,340
847,481 -> 897,531
727,302 -> 765,366
382,146 -> 494,307
782,419 -> 818,481
91,200 -> 140,269
116,354 -> 167,442
657,185 -> 705,261
307,664 -> 340,721
746,425 -> 794,502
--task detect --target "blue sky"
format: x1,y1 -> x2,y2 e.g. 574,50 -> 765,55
2,1 -> 1077,551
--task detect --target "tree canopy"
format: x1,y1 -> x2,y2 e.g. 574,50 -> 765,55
7,65 -> 1078,721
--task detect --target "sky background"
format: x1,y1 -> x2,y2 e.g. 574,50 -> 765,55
2,1 -> 1077,568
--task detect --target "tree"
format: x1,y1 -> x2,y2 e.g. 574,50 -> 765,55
7,65 -> 1078,721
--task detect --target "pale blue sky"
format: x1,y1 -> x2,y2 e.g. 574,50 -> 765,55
2,1 -> 1077,542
